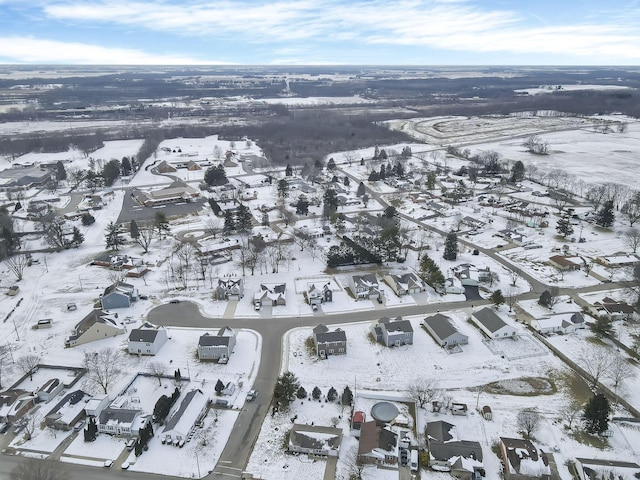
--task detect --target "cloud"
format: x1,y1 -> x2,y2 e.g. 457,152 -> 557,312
0,36 -> 216,64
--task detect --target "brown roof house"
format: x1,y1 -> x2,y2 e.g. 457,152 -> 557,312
549,255 -> 582,272
358,420 -> 399,466
0,389 -> 37,423
592,297 -> 639,322
499,437 -> 550,480
65,310 -> 125,347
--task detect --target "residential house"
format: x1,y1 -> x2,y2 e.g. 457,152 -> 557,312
549,255 -> 582,272
85,395 -> 110,417
155,161 -> 177,173
306,283 -> 333,306
497,229 -> 527,245
97,405 -> 149,437
0,389 -> 36,423
101,281 -> 138,309
162,389 -> 209,445
426,420 -> 484,480
531,312 -> 586,335
65,310 -> 125,347
128,322 -> 168,356
45,390 -> 90,430
453,264 -> 491,286
288,424 -> 343,457
313,324 -> 347,359
471,308 -> 517,339
197,327 -> 236,362
214,278 -> 244,301
574,458 -> 640,480
499,437 -> 550,480
595,252 -> 640,268
592,297 -> 639,322
254,283 -> 287,308
132,180 -> 200,206
372,317 -> 413,347
423,314 -> 469,348
35,378 -> 64,402
384,273 -> 426,296
358,420 -> 399,466
444,277 -> 466,294
349,274 -> 381,301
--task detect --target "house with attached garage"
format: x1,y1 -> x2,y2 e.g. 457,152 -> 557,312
0,389 -> 36,423
101,281 -> 138,309
592,297 -> 639,322
288,424 -> 343,457
254,282 -> 287,308
471,308 -> 517,339
372,317 -> 413,347
357,420 -> 399,466
44,390 -> 90,431
499,437 -> 551,480
97,404 -> 150,437
349,273 -> 381,301
162,389 -> 209,446
422,314 -> 469,348
531,312 -> 586,335
548,255 -> 582,272
313,324 -> 347,359
213,278 -> 244,301
306,283 -> 333,306
383,272 -> 426,296
128,322 -> 168,356
426,420 -> 484,479
65,310 -> 125,347
197,327 -> 236,363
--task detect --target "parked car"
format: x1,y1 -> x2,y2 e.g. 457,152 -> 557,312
125,438 -> 136,451
0,423 -> 8,434
246,390 -> 258,402
66,302 -> 77,311
103,460 -> 113,468
169,299 -> 180,304
121,462 -> 130,470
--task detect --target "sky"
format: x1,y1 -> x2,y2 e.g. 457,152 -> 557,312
0,0 -> 639,65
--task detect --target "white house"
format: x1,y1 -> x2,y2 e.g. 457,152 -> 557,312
531,312 -> 586,335
128,322 -> 168,356
383,273 -> 426,296
162,389 -> 209,445
349,274 -> 381,300
471,308 -> 517,339
197,327 -> 236,362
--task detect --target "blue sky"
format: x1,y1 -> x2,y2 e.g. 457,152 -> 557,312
0,0 -> 639,65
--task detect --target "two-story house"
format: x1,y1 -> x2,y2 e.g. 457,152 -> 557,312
312,324 -> 347,359
372,317 -> 413,347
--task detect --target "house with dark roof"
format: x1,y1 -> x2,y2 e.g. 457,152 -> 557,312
592,297 -> 639,322
36,377 -> 64,402
574,458 -> 640,480
65,310 -> 125,347
128,322 -> 168,355
162,389 -> 209,445
313,324 -> 347,359
254,283 -> 287,308
213,278 -> 244,301
426,420 -> 484,479
306,283 -> 333,306
0,166 -> 52,192
499,437 -> 550,480
197,327 -> 236,362
101,281 -> 138,309
349,274 -> 381,301
132,180 -> 200,206
372,317 -> 413,347
383,272 -> 426,296
549,255 -> 582,272
0,389 -> 36,423
288,424 -> 343,457
45,390 -> 90,431
423,314 -> 469,348
98,406 -> 149,437
471,308 -> 517,339
358,420 -> 399,466
531,312 -> 586,335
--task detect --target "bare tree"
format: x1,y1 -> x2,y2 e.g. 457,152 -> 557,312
149,361 -> 167,386
17,354 -> 40,381
505,286 -> 517,313
407,378 -> 440,408
607,355 -> 633,403
345,445 -> 369,480
204,218 -> 222,238
580,349 -> 614,390
135,221 -> 155,254
5,254 -> 29,281
507,267 -> 520,287
11,457 -> 69,480
559,400 -> 583,429
343,151 -> 358,167
523,135 -> 549,155
623,228 -> 640,253
516,408 -> 541,439
22,412 -> 43,441
83,348 -> 124,394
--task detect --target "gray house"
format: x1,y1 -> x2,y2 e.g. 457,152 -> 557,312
426,420 -> 484,479
373,317 -> 413,347
313,324 -> 347,359
128,322 -> 168,355
384,272 -> 426,296
101,281 -> 138,310
65,310 -> 125,347
349,274 -> 381,300
423,314 -> 469,348
288,424 -> 342,457
197,327 -> 236,362
214,278 -> 244,301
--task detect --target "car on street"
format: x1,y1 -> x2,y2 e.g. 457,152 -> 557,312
169,299 -> 180,304
246,390 -> 258,401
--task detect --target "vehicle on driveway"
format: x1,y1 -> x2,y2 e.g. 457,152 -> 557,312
103,460 -> 113,468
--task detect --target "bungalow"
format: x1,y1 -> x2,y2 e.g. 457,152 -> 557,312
98,406 -> 149,437
497,229 -> 527,245
101,281 -> 138,309
426,420 -> 484,479
453,264 -> 491,286
197,327 -> 236,362
306,283 -> 333,306
499,437 -> 550,480
132,180 -> 200,206
162,389 -> 209,445
45,390 -> 90,431
349,274 -> 381,301
549,255 -> 582,272
531,312 -> 586,335
36,377 -> 64,402
596,252 -> 640,268
0,389 -> 36,423
444,277 -> 465,294
65,310 -> 125,347
373,317 -> 413,347
214,278 -> 244,301
358,421 -> 398,466
254,283 -> 287,308
574,458 -> 640,480
313,324 -> 347,359
128,322 -> 168,356
288,424 -> 343,457
592,297 -> 639,322
471,308 -> 517,339
383,272 -> 426,296
423,314 -> 469,348
155,161 -> 177,174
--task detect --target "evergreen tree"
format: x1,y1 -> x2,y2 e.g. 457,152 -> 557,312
223,210 -> 236,235
204,164 -> 228,186
510,160 -> 525,182
121,157 -> 132,176
323,188 -> 339,218
379,149 -> 388,160
343,176 -> 350,187
327,158 -> 336,171
285,164 -> 293,176
154,212 -> 170,239
590,316 -> 613,337
341,386 -> 353,406
296,386 -> 307,399
356,182 -> 366,196
491,289 -> 505,307
215,379 -> 225,394
312,386 -> 322,400
332,175 -> 339,183
327,387 -> 337,402
368,171 -> 379,182
105,222 -> 125,251
379,164 -> 386,180
596,200 -> 615,227
71,227 -> 84,247
208,198 -> 222,216
274,372 -> 300,409
360,157 -> 365,166
426,172 -> 436,190
130,219 -> 140,239
235,203 -> 253,233
277,179 -> 289,199
295,197 -> 309,215
55,160 -> 67,181
443,230 -> 458,261
102,159 -> 121,186
583,393 -> 611,434
556,211 -> 574,237
373,146 -> 380,159
81,212 -> 95,226
419,254 -> 445,292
